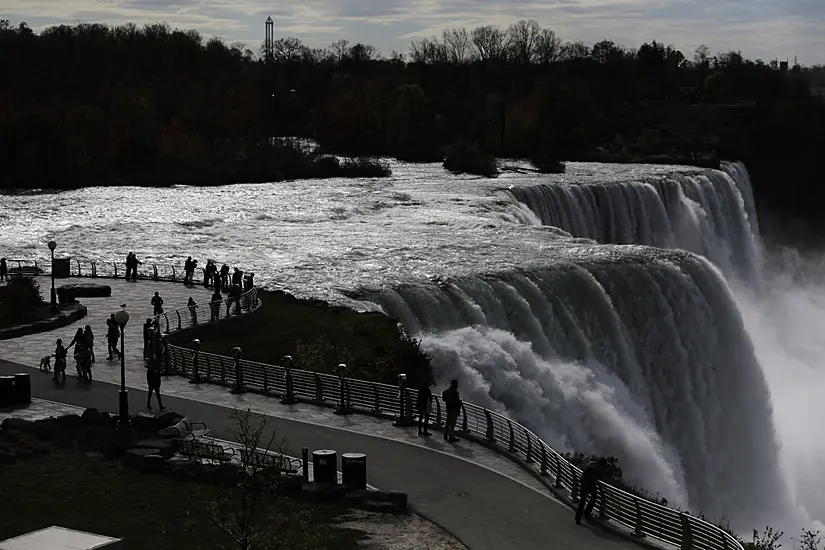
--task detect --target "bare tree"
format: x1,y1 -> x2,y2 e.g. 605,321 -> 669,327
207,407 -> 320,550
591,40 -> 624,64
560,40 -> 591,60
271,37 -> 308,62
409,37 -> 448,64
470,25 -> 509,61
534,28 -> 562,63
330,39 -> 350,62
507,19 -> 541,63
348,42 -> 378,62
441,28 -> 471,63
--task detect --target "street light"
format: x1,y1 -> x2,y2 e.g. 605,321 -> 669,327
47,240 -> 57,311
113,305 -> 130,431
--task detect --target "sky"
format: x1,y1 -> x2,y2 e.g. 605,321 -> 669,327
4,0 -> 824,64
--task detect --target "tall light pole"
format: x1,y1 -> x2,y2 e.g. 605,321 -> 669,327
47,240 -> 57,311
113,305 -> 130,431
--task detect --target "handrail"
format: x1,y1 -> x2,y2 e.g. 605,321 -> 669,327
5,257 -> 237,285
161,337 -> 742,550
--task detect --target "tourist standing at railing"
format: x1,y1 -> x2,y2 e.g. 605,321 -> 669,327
183,256 -> 194,284
203,260 -> 215,287
232,267 -> 243,287
416,382 -> 433,437
0,258 -> 7,282
125,252 -> 141,281
209,290 -> 222,321
219,264 -> 230,289
575,458 -> 608,525
106,314 -> 121,360
151,291 -> 164,315
143,318 -> 154,360
243,272 -> 255,292
187,297 -> 198,326
442,380 -> 462,443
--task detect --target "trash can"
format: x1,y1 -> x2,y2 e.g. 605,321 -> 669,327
13,373 -> 31,405
312,449 -> 337,484
0,376 -> 15,408
341,453 -> 367,490
53,257 -> 71,278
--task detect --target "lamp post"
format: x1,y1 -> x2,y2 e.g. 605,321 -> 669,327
280,355 -> 297,404
47,240 -> 57,311
113,305 -> 130,431
231,346 -> 244,393
190,339 -> 201,383
394,373 -> 414,427
334,363 -> 352,415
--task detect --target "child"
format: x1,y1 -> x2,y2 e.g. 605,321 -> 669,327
53,338 -> 67,384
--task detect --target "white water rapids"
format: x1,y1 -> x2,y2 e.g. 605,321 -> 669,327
0,160 -> 822,532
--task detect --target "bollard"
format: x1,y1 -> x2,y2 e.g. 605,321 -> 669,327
280,355 -> 298,404
312,449 -> 337,484
341,453 -> 367,490
231,347 -> 244,393
302,447 -> 309,483
190,339 -> 201,383
334,363 -> 353,415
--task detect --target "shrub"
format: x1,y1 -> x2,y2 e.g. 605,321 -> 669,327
340,157 -> 392,178
530,154 -> 566,174
443,141 -> 499,177
1,276 -> 43,318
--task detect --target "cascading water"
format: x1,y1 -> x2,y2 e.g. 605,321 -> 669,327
362,161 -> 794,531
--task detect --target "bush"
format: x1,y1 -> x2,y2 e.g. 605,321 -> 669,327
530,154 -> 566,174
443,141 -> 499,177
339,157 -> 392,178
1,276 -> 43,318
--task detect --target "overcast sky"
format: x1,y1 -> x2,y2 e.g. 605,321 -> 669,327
5,0 -> 824,64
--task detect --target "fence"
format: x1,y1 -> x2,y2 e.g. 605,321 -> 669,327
151,287 -> 260,341
162,339 -> 742,550
6,257 -> 232,284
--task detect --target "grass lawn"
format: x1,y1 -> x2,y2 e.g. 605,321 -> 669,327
0,451 -> 366,549
169,289 -> 433,387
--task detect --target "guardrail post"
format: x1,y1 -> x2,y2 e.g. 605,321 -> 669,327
302,447 -> 309,483
162,335 -> 170,376
722,532 -> 730,550
91,262 -> 97,277
484,409 -> 495,442
176,310 -> 182,331
114,263 -> 118,278
280,356 -> 297,404
554,454 -> 563,488
231,347 -> 244,394
171,266 -> 176,282
394,374 -> 415,427
153,264 -> 159,281
434,398 -> 442,426
460,404 -> 468,433
507,420 -> 515,452
540,444 -> 549,476
633,498 -> 644,538
225,299 -> 231,319
76,260 -> 81,276
371,383 -> 381,413
190,339 -> 201,383
334,363 -> 353,415
571,468 -> 580,502
680,514 -> 692,550
163,313 -> 171,334
314,373 -> 323,403
598,484 -> 609,520
206,356 -> 212,382
524,428 -> 534,463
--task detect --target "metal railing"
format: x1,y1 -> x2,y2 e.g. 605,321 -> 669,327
141,271 -> 741,550
6,257 -> 237,284
161,340 -> 742,550
150,287 -> 260,337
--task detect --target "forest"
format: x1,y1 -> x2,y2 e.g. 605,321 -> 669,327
1,19 -> 824,240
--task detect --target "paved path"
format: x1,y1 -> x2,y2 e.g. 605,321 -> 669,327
0,279 -> 642,550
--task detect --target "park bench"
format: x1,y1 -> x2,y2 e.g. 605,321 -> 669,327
178,438 -> 235,462
238,448 -> 299,474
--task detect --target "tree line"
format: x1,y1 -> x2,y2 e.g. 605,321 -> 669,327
1,19 -> 824,239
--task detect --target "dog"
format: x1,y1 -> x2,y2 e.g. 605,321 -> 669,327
39,355 -> 52,372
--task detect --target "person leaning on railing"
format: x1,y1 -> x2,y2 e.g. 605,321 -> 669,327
441,380 -> 461,443
575,457 -> 608,525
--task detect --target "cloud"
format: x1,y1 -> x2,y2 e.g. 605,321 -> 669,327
3,0 -> 823,63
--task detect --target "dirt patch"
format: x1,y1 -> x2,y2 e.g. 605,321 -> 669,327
335,509 -> 468,549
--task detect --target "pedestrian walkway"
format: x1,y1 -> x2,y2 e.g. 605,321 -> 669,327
0,279 -> 644,550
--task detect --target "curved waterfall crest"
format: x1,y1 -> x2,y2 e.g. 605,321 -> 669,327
359,162 -> 788,529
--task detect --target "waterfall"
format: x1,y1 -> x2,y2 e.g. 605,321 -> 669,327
360,161 -> 792,530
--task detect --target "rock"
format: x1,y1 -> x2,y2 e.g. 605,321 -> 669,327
57,283 -> 112,298
81,409 -> 111,426
134,438 -> 177,458
165,458 -> 203,481
55,414 -> 83,432
31,418 -> 59,441
157,417 -> 190,438
1,418 -> 35,435
156,411 -> 184,430
131,413 -> 163,435
123,448 -> 160,469
138,454 -> 166,474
